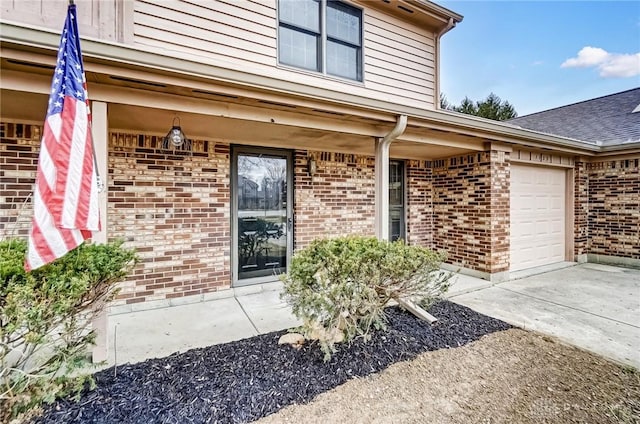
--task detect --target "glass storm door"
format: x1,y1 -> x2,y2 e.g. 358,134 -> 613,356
232,147 -> 293,286
389,161 -> 405,242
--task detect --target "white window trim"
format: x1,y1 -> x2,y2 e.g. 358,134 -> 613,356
276,0 -> 365,83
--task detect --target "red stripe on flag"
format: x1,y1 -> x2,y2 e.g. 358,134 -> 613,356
29,220 -> 57,266
36,174 -> 80,251
41,122 -> 62,219
74,129 -> 94,228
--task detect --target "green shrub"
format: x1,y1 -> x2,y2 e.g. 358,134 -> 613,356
281,236 -> 451,361
0,239 -> 137,423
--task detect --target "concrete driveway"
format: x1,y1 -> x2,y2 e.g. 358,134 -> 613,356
450,263 -> 640,368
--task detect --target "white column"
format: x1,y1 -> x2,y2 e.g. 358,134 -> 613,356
91,101 -> 109,363
374,138 -> 390,240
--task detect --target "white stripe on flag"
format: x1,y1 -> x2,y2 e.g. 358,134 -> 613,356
39,141 -> 56,189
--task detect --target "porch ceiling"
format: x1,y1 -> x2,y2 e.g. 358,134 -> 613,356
1,89 -> 477,160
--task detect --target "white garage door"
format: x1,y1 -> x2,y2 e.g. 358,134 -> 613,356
510,164 -> 566,272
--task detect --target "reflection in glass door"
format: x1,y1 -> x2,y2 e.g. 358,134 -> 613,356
232,148 -> 292,285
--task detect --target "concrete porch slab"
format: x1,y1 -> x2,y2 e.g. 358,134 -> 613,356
236,289 -> 301,334
106,297 -> 258,366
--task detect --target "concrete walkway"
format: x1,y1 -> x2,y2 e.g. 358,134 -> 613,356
103,263 -> 640,370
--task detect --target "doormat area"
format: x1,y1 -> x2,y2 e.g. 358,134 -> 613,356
35,301 -> 511,424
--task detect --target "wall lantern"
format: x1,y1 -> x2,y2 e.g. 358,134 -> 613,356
307,157 -> 317,176
163,117 -> 188,148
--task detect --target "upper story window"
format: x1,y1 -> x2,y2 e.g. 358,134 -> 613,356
278,0 -> 363,82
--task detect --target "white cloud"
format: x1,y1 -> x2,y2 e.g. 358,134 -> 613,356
561,46 -> 609,67
599,53 -> 640,78
561,46 -> 640,78
531,60 -> 544,66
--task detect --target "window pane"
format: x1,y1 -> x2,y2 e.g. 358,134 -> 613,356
389,162 -> 403,206
279,0 -> 320,33
279,26 -> 319,71
327,1 -> 361,46
326,40 -> 360,80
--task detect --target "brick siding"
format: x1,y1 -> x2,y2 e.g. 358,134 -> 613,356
108,132 -> 231,305
574,160 -> 589,257
0,123 -> 40,238
293,150 -> 375,249
587,158 -> 640,259
406,159 -> 433,247
432,150 -> 510,274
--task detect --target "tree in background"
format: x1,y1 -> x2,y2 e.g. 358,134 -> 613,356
440,92 -> 517,121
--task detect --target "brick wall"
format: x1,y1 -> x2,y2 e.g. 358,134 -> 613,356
0,122 -> 40,238
587,158 -> 640,259
406,159 -> 433,247
488,150 -> 510,273
293,150 -> 375,249
108,132 -> 231,306
432,150 -> 510,274
574,160 -> 589,257
5,117 -> 637,302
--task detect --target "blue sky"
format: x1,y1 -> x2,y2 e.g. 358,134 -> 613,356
438,1 -> 640,116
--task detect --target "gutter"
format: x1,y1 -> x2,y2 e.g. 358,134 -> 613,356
434,17 -> 456,111
375,115 -> 408,240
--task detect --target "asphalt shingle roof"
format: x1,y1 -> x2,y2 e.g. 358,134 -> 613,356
508,88 -> 640,146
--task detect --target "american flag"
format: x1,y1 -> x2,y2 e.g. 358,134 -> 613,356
25,4 -> 101,271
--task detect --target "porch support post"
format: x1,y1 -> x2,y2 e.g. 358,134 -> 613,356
91,100 -> 109,363
375,115 -> 407,240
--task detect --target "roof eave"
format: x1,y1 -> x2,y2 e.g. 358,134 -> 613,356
405,0 -> 464,25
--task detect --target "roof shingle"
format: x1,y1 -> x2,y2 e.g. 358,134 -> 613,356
508,88 -> 640,146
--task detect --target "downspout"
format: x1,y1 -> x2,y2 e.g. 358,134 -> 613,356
375,114 -> 408,240
435,18 -> 456,109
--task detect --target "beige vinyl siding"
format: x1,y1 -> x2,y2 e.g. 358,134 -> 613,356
0,0 -> 119,41
134,0 -> 276,67
131,0 -> 437,108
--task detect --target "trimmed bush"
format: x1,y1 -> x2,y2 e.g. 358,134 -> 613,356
281,236 -> 451,360
0,239 -> 137,423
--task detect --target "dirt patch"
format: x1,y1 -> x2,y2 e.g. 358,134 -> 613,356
256,329 -> 639,424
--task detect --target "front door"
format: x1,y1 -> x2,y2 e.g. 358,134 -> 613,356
232,147 -> 293,286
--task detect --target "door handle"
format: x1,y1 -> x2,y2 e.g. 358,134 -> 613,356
287,217 -> 293,230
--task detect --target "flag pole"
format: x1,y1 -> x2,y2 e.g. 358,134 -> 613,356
65,0 -> 104,193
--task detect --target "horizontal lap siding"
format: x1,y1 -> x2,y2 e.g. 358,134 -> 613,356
134,0 -> 277,68
1,0 -> 118,41
133,0 -> 436,109
363,10 -> 436,107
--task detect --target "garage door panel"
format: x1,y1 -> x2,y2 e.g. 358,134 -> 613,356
510,164 -> 566,272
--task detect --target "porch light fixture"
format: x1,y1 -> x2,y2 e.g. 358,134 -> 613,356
163,117 -> 188,148
307,157 -> 317,176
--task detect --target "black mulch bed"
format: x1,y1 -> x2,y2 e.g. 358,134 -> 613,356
35,301 -> 511,424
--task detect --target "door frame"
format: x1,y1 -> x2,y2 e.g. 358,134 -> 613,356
230,145 -> 294,287
389,160 -> 407,242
